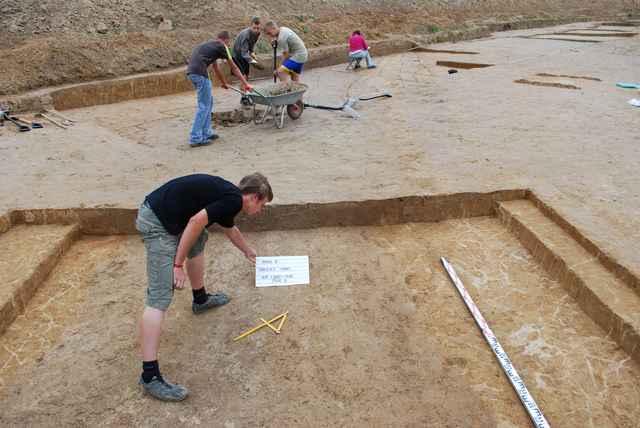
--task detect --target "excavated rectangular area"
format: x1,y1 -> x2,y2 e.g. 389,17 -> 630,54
1,192 -> 640,427
409,47 -> 479,54
435,60 -> 494,69
551,32 -> 638,37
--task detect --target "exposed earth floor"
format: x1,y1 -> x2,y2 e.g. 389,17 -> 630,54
3,215 -> 640,427
1,22 -> 640,427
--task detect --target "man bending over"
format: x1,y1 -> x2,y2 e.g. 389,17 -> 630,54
136,173 -> 273,401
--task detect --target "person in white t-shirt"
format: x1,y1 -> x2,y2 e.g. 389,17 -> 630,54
263,21 -> 308,82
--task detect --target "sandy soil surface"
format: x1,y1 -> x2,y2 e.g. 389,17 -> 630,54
0,0 -> 635,94
2,218 -> 640,426
1,23 -> 639,281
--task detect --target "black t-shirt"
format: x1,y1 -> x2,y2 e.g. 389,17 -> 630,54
145,174 -> 242,235
187,40 -> 232,77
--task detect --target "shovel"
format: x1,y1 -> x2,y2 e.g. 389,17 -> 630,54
272,40 -> 278,83
1,112 -> 30,132
11,116 -> 43,129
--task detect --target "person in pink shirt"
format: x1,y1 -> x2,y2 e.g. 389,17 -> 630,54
348,30 -> 376,69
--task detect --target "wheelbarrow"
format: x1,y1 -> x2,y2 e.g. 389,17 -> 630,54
230,83 -> 308,129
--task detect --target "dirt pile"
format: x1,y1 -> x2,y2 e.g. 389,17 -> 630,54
0,0 -> 636,95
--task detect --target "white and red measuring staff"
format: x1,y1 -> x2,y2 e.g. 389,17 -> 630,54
441,257 -> 550,428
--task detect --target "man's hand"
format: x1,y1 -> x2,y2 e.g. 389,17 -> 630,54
244,248 -> 257,264
243,83 -> 253,92
174,265 -> 187,289
250,52 -> 258,60
221,81 -> 229,90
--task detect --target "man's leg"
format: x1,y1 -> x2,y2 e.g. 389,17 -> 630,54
187,231 -> 230,314
136,204 -> 188,401
186,253 -> 205,291
233,56 -> 250,79
189,75 -> 208,145
276,65 -> 291,82
364,50 -> 376,68
349,53 -> 362,69
141,307 -> 164,361
202,77 -> 216,140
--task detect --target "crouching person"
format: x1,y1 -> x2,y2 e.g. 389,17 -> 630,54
135,172 -> 273,401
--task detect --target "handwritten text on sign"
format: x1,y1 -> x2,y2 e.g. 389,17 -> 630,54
255,256 -> 310,287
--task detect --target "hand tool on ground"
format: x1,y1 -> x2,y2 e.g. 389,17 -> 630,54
11,115 -> 43,129
1,111 -> 30,132
303,92 -> 392,110
35,112 -> 68,129
357,92 -> 393,101
233,311 -> 288,341
43,109 -> 76,126
303,92 -> 392,119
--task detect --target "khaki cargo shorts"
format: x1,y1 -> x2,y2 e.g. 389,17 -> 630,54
136,202 -> 208,310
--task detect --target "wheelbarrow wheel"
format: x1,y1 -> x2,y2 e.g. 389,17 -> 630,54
286,100 -> 304,120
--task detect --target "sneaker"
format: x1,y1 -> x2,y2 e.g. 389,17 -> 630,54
139,375 -> 189,402
189,140 -> 212,148
367,65 -> 377,69
192,292 -> 230,314
207,134 -> 220,141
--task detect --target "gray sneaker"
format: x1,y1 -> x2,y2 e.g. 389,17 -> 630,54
192,292 -> 230,314
139,376 -> 189,402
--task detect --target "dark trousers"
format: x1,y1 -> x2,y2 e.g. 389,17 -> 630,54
233,55 -> 250,78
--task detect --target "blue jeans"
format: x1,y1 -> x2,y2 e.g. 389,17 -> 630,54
188,74 -> 216,144
349,50 -> 375,68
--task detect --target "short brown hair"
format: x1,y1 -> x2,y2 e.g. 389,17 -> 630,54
217,31 -> 230,40
239,173 -> 273,201
264,21 -> 278,30
251,16 -> 261,25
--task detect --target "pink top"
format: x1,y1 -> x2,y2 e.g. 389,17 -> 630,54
348,34 -> 368,53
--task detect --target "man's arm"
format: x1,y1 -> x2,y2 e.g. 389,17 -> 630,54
249,34 -> 259,59
241,37 -> 253,62
224,226 -> 256,263
210,63 -> 229,88
225,58 -> 252,91
173,209 -> 208,288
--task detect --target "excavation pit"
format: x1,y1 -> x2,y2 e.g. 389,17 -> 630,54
409,47 -> 479,55
1,191 -> 640,426
551,32 -> 638,38
435,60 -> 494,69
522,35 -> 603,43
600,22 -> 640,27
514,79 -> 581,90
535,73 -> 601,81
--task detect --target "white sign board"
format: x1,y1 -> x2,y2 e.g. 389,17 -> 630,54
255,256 -> 310,287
